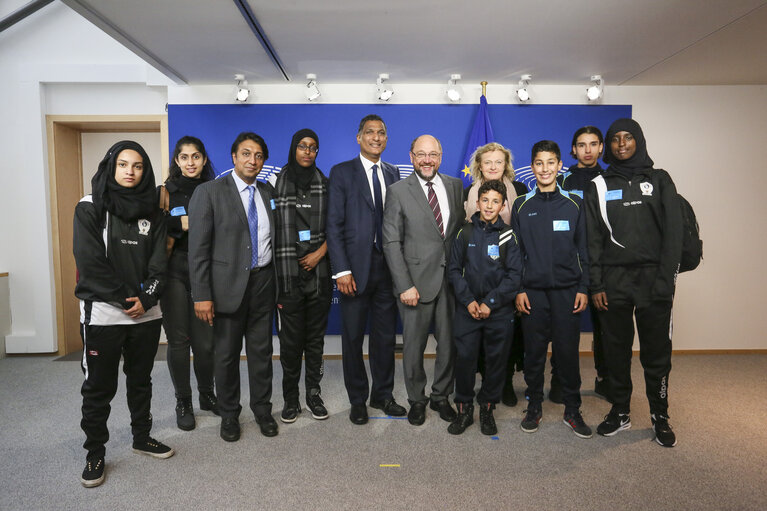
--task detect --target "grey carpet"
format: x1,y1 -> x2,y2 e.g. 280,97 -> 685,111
1,353 -> 765,510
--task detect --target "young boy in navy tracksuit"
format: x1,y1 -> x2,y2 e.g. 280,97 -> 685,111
512,140 -> 592,438
447,179 -> 522,436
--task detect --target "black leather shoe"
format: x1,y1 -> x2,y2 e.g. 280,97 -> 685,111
349,404 -> 368,425
408,401 -> 427,426
255,415 -> 279,437
220,417 -> 240,442
430,399 -> 457,422
369,398 -> 407,417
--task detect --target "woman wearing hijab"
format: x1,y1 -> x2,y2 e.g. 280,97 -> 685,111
584,118 -> 683,447
160,136 -> 218,431
74,141 -> 173,488
463,142 -> 527,408
272,129 -> 332,424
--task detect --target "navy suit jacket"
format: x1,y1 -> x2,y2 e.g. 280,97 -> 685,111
187,173 -> 275,313
327,156 -> 399,295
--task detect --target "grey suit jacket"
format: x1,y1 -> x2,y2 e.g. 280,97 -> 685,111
187,173 -> 275,314
383,172 -> 464,303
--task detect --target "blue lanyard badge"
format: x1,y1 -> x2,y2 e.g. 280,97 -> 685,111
170,206 -> 186,217
553,220 -> 570,231
270,199 -> 276,210
605,189 -> 623,201
298,230 -> 311,242
487,244 -> 500,259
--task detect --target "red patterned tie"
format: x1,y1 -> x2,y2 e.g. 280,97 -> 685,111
426,182 -> 444,238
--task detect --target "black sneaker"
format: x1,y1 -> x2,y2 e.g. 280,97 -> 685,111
479,403 -> 497,436
80,457 -> 105,488
175,398 -> 195,431
132,437 -> 174,459
306,393 -> 329,420
651,414 -> 677,447
548,377 -> 564,404
594,377 -> 609,399
597,410 -> 631,436
520,408 -> 542,433
563,411 -> 593,439
280,401 -> 301,423
447,403 -> 474,435
199,391 -> 220,416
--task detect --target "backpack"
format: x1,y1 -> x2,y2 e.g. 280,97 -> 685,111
678,194 -> 702,272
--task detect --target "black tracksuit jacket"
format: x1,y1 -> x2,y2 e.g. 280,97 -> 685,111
557,163 -> 603,199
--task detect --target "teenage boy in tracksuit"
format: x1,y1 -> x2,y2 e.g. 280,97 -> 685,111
447,179 -> 522,436
512,140 -> 592,439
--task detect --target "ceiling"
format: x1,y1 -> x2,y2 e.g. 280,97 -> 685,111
44,0 -> 767,86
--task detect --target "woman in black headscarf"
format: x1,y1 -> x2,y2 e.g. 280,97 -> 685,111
73,141 -> 173,488
160,136 -> 218,431
272,129 -> 332,424
584,118 -> 683,448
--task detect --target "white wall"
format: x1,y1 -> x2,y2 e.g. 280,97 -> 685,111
1,2 -> 765,353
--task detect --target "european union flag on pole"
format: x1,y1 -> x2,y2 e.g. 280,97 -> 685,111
460,92 -> 494,187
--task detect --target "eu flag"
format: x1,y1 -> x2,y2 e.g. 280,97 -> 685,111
460,95 -> 495,187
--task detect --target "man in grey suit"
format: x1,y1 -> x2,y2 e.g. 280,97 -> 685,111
188,132 -> 278,442
383,134 -> 463,426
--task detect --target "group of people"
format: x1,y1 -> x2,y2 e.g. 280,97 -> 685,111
72,114 -> 683,488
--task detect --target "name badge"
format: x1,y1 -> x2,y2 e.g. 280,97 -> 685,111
270,199 -> 276,210
570,190 -> 583,199
605,189 -> 623,201
487,244 -> 500,260
553,220 -> 570,231
170,206 -> 186,217
299,230 -> 311,241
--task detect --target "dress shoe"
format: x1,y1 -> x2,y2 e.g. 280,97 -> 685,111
349,404 -> 368,425
408,401 -> 427,426
255,415 -> 279,437
220,417 -> 240,442
429,399 -> 457,422
369,398 -> 407,417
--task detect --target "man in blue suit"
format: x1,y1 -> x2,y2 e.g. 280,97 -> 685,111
327,114 -> 407,424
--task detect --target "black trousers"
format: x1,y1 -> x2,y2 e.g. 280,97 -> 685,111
80,319 -> 161,460
162,270 -> 214,400
550,302 -> 607,380
600,265 -> 673,416
276,275 -> 332,403
340,250 -> 397,406
214,266 -> 275,419
454,307 -> 514,404
521,287 -> 582,413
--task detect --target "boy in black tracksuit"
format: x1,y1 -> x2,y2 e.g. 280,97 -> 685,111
512,140 -> 592,439
447,180 -> 522,435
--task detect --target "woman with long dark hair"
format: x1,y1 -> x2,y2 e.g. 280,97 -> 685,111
272,129 -> 332,423
160,136 -> 218,431
74,140 -> 173,488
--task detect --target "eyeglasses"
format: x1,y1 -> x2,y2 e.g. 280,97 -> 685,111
297,144 -> 319,154
482,159 -> 505,168
411,151 -> 441,161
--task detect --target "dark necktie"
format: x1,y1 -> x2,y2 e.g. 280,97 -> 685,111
427,181 -> 444,238
371,164 -> 384,251
247,185 -> 259,268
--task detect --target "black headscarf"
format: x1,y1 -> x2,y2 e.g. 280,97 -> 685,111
603,118 -> 654,178
91,140 -> 157,221
283,128 -> 320,189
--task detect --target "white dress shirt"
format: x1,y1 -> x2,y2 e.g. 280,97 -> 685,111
414,171 -> 450,234
231,171 -> 272,267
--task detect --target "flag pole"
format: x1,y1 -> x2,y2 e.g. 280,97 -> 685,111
481,81 -> 487,97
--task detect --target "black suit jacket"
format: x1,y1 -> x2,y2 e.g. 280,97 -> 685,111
188,173 -> 275,314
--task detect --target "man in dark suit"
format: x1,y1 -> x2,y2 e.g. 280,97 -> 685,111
327,114 -> 407,425
188,132 -> 278,441
383,134 -> 463,426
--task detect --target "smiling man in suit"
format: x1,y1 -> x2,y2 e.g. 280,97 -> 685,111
188,132 -> 278,441
383,134 -> 463,425
327,114 -> 407,425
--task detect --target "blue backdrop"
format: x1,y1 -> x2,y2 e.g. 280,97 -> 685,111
169,103 -> 631,334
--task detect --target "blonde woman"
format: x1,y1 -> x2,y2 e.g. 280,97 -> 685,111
463,142 -> 527,225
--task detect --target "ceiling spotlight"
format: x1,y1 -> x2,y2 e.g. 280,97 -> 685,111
234,74 -> 250,103
376,73 -> 394,102
446,74 -> 463,103
515,74 -> 532,102
586,74 -> 603,102
305,73 -> 321,101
